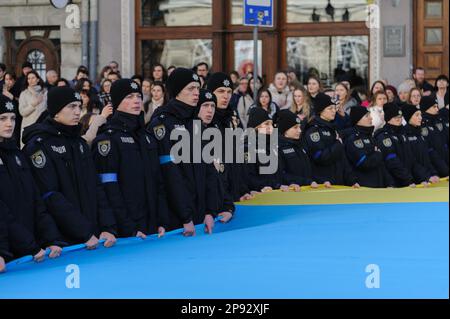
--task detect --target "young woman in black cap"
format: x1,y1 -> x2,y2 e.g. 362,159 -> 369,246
401,103 -> 440,186
304,93 -> 359,188
419,95 -> 449,176
0,95 -> 65,264
22,86 -> 117,250
374,103 -> 417,187
277,109 -> 321,190
243,107 -> 282,193
343,106 -> 394,188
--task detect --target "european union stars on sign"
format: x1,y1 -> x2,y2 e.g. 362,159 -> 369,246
244,0 -> 274,27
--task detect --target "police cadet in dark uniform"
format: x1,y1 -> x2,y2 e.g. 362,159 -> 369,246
304,93 -> 360,188
22,86 -> 117,250
244,107 -> 282,193
277,109 -> 322,189
93,79 -> 169,239
0,202 -> 11,272
343,106 -> 394,188
438,94 -> 449,145
374,103 -> 417,187
149,68 -> 219,236
195,89 -> 235,223
208,72 -> 253,202
420,95 -> 449,177
0,95 -> 65,261
401,103 -> 440,185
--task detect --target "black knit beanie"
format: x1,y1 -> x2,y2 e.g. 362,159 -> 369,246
166,68 -> 201,99
207,72 -> 233,93
277,109 -> 301,134
47,86 -> 82,117
110,79 -> 143,109
350,106 -> 370,126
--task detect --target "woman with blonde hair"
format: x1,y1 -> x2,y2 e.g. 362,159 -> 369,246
334,82 -> 357,130
290,86 -> 312,124
408,87 -> 422,106
369,91 -> 388,132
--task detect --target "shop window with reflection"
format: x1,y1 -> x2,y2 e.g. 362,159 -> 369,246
141,39 -> 212,78
287,36 -> 369,87
287,0 -> 368,23
234,40 -> 262,76
141,0 -> 212,26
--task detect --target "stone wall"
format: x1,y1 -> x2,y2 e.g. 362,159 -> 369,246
0,0 -> 82,79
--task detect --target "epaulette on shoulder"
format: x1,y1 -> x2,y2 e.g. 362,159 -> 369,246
32,135 -> 46,145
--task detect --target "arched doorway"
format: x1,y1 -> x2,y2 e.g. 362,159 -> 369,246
15,37 -> 59,79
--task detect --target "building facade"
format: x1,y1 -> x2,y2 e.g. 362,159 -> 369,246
0,0 -> 448,87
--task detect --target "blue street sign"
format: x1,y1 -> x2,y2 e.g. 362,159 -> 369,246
243,0 -> 273,27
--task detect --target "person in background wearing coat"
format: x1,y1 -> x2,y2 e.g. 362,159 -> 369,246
268,71 -> 293,110
368,91 -> 388,132
290,86 -> 313,125
230,76 -> 254,130
19,71 -> 47,145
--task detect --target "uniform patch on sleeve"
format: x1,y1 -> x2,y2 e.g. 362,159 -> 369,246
383,138 -> 393,147
310,132 -> 320,143
154,124 -> 166,140
98,140 -> 111,157
353,139 -> 364,149
421,127 -> 429,137
31,150 -> 46,168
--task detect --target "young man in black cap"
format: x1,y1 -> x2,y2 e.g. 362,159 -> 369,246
304,93 -> 359,187
401,103 -> 440,185
22,86 -> 117,249
92,79 -> 169,238
420,95 -> 449,177
374,103 -> 417,187
244,107 -> 282,193
208,72 -> 252,202
277,109 -> 323,189
195,89 -> 235,223
343,106 -> 394,188
149,68 -> 218,236
0,95 -> 65,262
